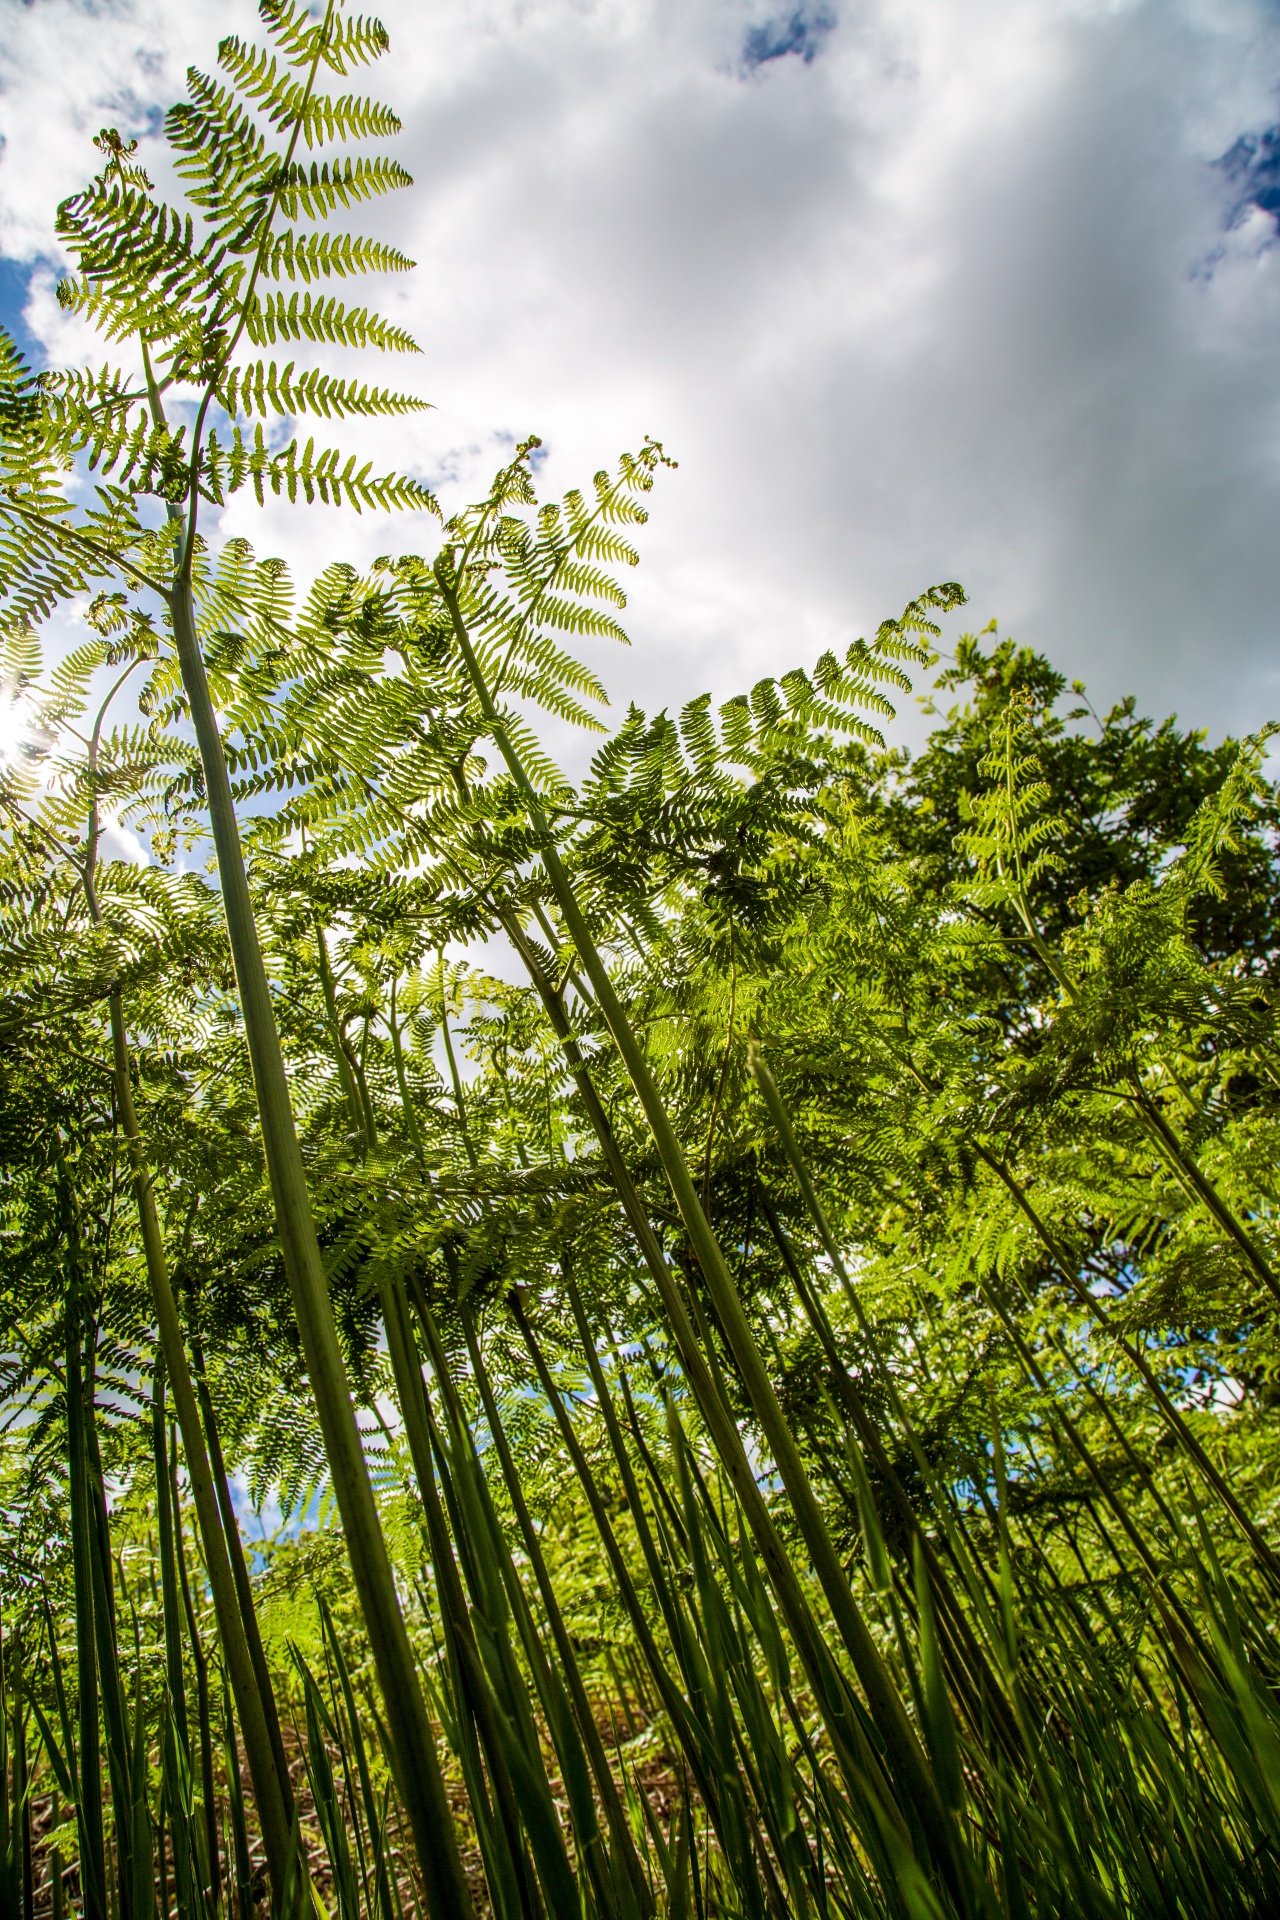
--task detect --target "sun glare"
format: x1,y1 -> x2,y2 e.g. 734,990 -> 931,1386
0,679 -> 48,784
0,683 -> 26,771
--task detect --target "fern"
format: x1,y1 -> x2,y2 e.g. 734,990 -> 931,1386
0,0 -> 430,651
0,17 -> 487,1904
245,290 -> 418,353
259,228 -> 415,283
957,697 -> 1066,894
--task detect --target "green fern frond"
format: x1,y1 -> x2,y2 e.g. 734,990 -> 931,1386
0,515 -> 107,636
0,329 -> 42,433
260,229 -> 414,283
38,366 -> 147,432
53,280 -> 204,362
219,360 -> 428,420
217,40 -> 400,149
957,696 -> 1068,913
42,638 -> 109,719
0,624 -> 42,700
254,1 -> 390,76
246,291 -> 418,353
1172,727 -> 1280,907
275,156 -> 412,222
204,423 -> 437,515
166,72 -> 275,234
91,419 -> 190,497
56,188 -> 225,317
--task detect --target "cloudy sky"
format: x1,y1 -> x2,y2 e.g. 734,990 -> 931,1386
2,0 -> 1279,756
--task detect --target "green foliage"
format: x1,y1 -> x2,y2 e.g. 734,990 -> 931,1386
6,8 -> 1280,1920
0,0 -> 433,640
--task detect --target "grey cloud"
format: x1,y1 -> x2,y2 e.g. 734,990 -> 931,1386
3,0 -> 1280,761
374,0 -> 1280,747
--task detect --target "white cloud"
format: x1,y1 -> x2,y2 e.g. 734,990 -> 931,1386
2,0 -> 1279,762
99,805 -> 150,867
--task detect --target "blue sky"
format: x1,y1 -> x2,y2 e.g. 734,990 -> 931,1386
2,0 -> 1280,753
742,7 -> 835,68
1220,123 -> 1280,224
0,257 -> 38,360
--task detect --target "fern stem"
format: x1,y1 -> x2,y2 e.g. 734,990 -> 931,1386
493,900 -> 938,1854
458,1303 -> 654,1920
505,1291 -> 727,1831
151,1364 -> 189,1755
57,1171 -> 108,1920
422,619 -> 958,1889
170,1436 -> 222,1905
755,1180 -> 1022,1758
437,961 -> 479,1169
977,1143 -> 1280,1590
378,1281 -> 540,1920
12,1633 -> 33,1920
83,1329 -> 143,1920
106,989 -> 294,1900
166,578 -> 473,1920
315,919 -> 369,1147
388,978 -> 429,1173
188,1327 -> 295,1824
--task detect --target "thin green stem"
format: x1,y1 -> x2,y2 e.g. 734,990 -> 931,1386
163,533 -> 471,1920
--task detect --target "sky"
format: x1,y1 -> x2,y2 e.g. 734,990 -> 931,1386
2,0 -> 1280,759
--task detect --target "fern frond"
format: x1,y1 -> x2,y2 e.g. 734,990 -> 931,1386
166,72 -> 275,239
203,424 -> 437,515
56,186 -> 230,324
0,511 -> 108,635
0,330 -> 43,435
217,41 -> 400,149
260,229 -> 414,283
275,156 -> 412,221
255,2 -> 389,76
0,623 -> 42,698
246,291 -> 418,354
54,279 -> 207,364
219,360 -> 428,421
957,696 -> 1069,910
38,365 -> 146,424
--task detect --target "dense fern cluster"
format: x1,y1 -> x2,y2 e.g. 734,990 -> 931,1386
4,7 -> 1280,1920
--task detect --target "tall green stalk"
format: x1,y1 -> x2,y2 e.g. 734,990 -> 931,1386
171,1430 -> 221,1906
51,10 -> 478,1895
62,671 -> 296,1895
160,481 -> 472,1920
107,996 -> 294,1894
372,1274 -> 536,1920
440,605 -> 955,1889
57,1169 -> 107,1920
458,1304 -> 653,1920
188,1327 -> 295,1823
